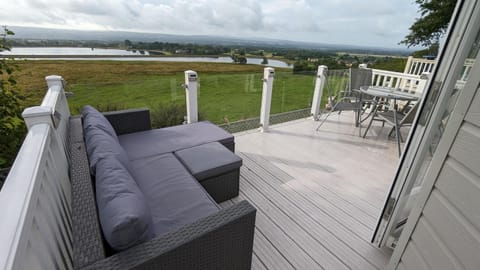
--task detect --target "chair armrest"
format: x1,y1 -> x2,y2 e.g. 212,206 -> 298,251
103,108 -> 151,135
80,200 -> 256,270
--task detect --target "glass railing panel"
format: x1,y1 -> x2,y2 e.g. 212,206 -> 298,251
67,74 -> 187,128
197,72 -> 263,125
271,70 -> 316,114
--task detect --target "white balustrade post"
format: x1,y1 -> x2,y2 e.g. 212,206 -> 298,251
417,72 -> 431,95
311,65 -> 328,120
22,106 -> 56,130
259,67 -> 275,132
404,56 -> 414,74
46,75 -> 65,89
184,70 -> 198,124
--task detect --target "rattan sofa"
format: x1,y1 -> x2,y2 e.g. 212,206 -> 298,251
68,108 -> 256,270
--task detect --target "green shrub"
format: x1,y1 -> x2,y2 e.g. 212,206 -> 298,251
150,103 -> 187,128
0,27 -> 25,168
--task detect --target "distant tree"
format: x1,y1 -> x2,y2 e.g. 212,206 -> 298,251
400,0 -> 456,49
0,26 -> 25,168
261,57 -> 268,65
231,54 -> 247,64
124,39 -> 132,48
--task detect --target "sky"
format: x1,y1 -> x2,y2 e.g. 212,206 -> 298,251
0,0 -> 420,49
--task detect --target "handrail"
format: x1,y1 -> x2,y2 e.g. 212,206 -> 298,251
0,124 -> 72,270
0,75 -> 73,270
371,69 -> 428,95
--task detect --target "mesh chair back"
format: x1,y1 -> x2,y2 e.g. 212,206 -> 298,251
400,101 -> 420,125
349,68 -> 373,93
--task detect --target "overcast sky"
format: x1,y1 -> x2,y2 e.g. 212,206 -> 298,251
1,0 -> 420,48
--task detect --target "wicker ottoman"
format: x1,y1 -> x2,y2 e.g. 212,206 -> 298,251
174,142 -> 242,203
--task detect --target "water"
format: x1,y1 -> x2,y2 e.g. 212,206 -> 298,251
2,47 -> 292,68
4,47 -> 148,56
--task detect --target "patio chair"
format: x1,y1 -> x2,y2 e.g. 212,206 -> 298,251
316,68 -> 373,132
372,100 -> 420,142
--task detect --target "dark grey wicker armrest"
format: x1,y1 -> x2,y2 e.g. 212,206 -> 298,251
103,108 -> 151,135
80,200 -> 256,270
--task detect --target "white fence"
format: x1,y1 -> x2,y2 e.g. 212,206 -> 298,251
0,76 -> 73,270
371,69 -> 428,96
404,56 -> 436,75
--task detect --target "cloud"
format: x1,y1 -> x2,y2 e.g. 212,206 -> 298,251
0,0 -> 419,48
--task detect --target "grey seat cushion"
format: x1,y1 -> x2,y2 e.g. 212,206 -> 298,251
82,105 -> 119,141
174,142 -> 242,181
118,121 -> 234,161
95,157 -> 155,252
129,153 -> 220,236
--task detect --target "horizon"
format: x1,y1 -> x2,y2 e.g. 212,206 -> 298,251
7,25 -> 414,53
1,0 -> 420,50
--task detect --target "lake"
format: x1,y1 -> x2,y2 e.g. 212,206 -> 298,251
2,47 -> 292,68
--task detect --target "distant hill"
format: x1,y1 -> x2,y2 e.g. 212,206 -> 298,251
9,26 -> 410,56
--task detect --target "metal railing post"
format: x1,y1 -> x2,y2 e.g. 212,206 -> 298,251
311,65 -> 328,120
259,67 -> 275,132
184,70 -> 198,124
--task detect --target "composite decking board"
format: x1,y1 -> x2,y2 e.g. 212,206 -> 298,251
219,199 -> 234,208
246,153 -> 378,230
244,151 -> 385,212
238,186 -> 349,270
252,228 -> 295,270
239,131 -> 390,204
239,153 -> 390,269
269,158 -> 378,228
241,152 -> 373,241
251,251 -> 268,270
237,192 -> 324,270
235,120 -> 394,207
246,152 -> 380,228
223,114 -> 399,270
240,166 -> 384,270
239,152 -> 374,239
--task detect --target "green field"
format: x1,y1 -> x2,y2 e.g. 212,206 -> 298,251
16,61 -> 335,124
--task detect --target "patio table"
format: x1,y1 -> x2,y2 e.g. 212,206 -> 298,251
359,86 -> 420,156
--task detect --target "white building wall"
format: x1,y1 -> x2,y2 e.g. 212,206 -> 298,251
395,84 -> 480,270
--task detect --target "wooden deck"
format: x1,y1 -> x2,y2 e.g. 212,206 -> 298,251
220,112 -> 404,270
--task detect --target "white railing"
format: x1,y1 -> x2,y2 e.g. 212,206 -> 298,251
404,56 -> 436,75
0,76 -> 73,270
371,69 -> 427,96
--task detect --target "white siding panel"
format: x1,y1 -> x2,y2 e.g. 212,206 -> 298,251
400,242 -> 430,270
396,262 -> 407,270
436,158 -> 480,232
396,87 -> 480,270
422,190 -> 480,270
449,122 -> 480,176
465,87 -> 480,127
410,218 -> 461,270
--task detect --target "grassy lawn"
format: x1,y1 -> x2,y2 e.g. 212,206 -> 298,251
15,60 -> 328,124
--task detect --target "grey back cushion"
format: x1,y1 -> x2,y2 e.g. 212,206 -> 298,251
82,105 -> 131,174
95,157 -> 155,252
82,105 -> 119,142
84,126 -> 132,175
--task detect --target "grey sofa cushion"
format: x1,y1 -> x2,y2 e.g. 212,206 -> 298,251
83,126 -> 131,175
118,121 -> 234,161
95,157 -> 155,252
174,142 -> 242,181
129,153 -> 220,236
82,105 -> 119,141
